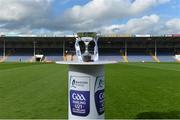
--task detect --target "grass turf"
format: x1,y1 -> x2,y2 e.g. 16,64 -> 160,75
0,62 -> 180,119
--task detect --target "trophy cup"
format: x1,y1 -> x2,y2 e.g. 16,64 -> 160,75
75,33 -> 99,62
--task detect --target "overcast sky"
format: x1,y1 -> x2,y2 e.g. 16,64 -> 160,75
0,0 -> 179,35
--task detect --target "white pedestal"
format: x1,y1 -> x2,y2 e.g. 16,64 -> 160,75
56,61 -> 117,119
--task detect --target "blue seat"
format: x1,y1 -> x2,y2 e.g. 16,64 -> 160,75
128,55 -> 154,62
99,55 -> 123,61
45,55 -> 64,61
157,52 -> 175,62
6,55 -> 33,62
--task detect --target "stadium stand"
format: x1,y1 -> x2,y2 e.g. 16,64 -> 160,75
122,48 -> 155,62
127,54 -> 154,62
99,54 -> 123,61
5,49 -> 33,62
157,52 -> 176,62
156,48 -> 176,62
39,48 -> 64,62
127,51 -> 154,62
6,56 -> 33,62
158,55 -> 175,62
99,49 -> 123,62
0,35 -> 179,62
45,55 -> 63,61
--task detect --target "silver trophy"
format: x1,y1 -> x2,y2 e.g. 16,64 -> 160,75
75,35 -> 99,62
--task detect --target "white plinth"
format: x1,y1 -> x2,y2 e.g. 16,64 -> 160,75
56,61 -> 117,119
56,61 -> 117,65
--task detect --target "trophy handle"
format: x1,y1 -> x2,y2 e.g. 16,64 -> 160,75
93,38 -> 99,61
75,38 -> 83,62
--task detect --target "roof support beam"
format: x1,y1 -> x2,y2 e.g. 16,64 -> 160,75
125,40 -> 127,57
155,39 -> 157,57
3,39 -> 6,59
33,41 -> 36,57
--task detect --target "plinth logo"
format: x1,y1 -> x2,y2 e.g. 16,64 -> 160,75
94,76 -> 105,115
72,93 -> 86,101
70,76 -> 90,117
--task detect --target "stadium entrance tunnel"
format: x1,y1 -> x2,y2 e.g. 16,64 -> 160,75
36,57 -> 41,62
35,55 -> 45,62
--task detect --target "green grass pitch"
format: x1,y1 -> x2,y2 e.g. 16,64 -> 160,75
0,62 -> 180,119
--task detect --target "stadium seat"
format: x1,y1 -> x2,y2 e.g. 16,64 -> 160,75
45,55 -> 64,61
99,55 -> 123,61
6,55 -> 33,62
127,53 -> 154,62
99,53 -> 123,62
157,53 -> 176,62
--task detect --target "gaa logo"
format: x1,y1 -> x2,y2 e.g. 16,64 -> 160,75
99,92 -> 104,100
72,93 -> 86,101
95,76 -> 105,115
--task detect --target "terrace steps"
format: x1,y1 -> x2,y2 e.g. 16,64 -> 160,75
150,52 -> 160,62
152,56 -> 160,62
120,50 -> 128,62
0,50 -> 15,62
29,56 -> 35,62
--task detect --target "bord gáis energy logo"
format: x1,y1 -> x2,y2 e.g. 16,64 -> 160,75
94,76 -> 105,115
71,79 -> 76,88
